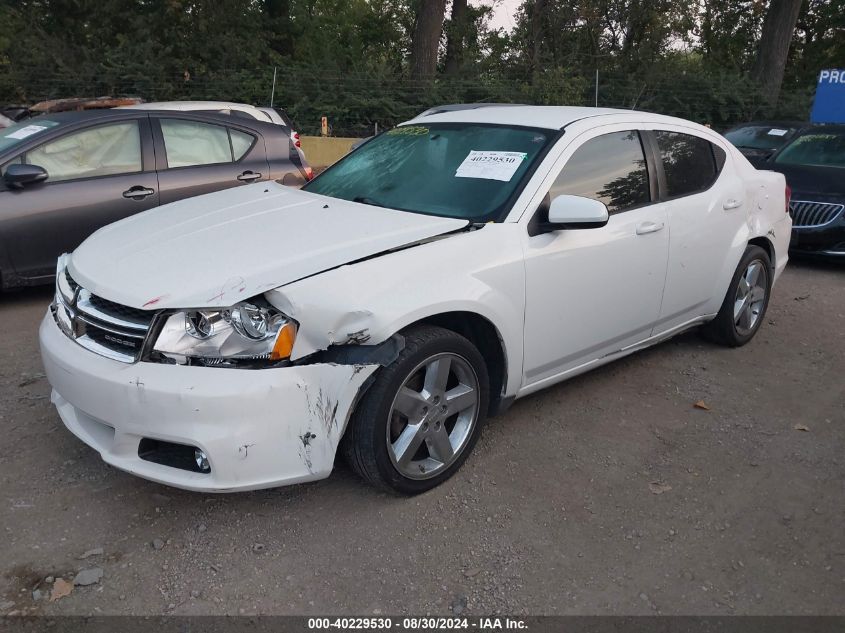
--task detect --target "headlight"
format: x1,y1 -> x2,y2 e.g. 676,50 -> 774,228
153,301 -> 297,366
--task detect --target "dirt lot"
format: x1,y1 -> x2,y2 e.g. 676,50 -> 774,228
0,260 -> 843,617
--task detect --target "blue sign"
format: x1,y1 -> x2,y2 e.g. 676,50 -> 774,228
810,69 -> 845,123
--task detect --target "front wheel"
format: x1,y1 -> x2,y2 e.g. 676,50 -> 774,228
702,245 -> 772,347
342,325 -> 489,494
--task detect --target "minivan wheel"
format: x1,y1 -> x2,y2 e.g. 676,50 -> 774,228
703,245 -> 772,347
342,325 -> 489,494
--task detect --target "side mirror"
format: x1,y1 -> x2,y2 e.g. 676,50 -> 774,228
545,194 -> 609,230
4,163 -> 48,189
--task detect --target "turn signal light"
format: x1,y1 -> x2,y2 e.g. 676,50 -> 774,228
270,322 -> 297,360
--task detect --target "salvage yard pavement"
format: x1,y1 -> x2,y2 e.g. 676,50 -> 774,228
0,261 -> 842,616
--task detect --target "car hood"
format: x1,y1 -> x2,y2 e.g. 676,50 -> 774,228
69,182 -> 469,309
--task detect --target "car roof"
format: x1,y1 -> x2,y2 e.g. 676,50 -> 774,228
405,104 -> 712,132
122,101 -> 266,114
6,108 -> 288,133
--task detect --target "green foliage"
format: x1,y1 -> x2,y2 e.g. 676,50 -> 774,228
0,0 -> 836,134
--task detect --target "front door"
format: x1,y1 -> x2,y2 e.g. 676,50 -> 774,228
0,118 -> 159,281
522,129 -> 670,388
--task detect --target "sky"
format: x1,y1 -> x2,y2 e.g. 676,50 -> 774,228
469,0 -> 521,33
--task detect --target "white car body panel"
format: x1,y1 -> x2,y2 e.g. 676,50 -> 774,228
41,312 -> 376,491
267,224 -> 526,380
68,183 -> 467,310
40,105 -> 791,492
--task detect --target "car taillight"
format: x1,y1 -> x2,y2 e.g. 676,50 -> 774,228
785,184 -> 791,214
295,140 -> 301,148
304,167 -> 314,181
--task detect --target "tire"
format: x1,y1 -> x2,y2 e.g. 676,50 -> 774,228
341,325 -> 490,495
702,245 -> 772,347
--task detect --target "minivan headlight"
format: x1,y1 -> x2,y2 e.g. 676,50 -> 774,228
153,301 -> 297,366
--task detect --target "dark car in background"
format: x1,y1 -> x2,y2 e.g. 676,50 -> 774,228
724,121 -> 806,167
0,109 -> 308,289
762,125 -> 845,260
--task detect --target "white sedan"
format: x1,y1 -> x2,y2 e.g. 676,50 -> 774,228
39,105 -> 791,494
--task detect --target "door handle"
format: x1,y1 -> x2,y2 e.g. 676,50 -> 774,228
237,171 -> 262,182
122,186 -> 155,200
635,221 -> 665,235
723,198 -> 743,210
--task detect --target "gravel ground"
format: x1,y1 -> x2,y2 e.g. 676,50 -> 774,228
0,260 -> 843,616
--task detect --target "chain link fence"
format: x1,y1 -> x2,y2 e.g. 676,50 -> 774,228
1,63 -> 815,137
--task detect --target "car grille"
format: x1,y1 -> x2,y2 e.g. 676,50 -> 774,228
53,269 -> 156,363
789,200 -> 844,228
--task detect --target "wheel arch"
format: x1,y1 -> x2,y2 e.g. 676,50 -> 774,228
748,235 -> 775,268
403,311 -> 510,416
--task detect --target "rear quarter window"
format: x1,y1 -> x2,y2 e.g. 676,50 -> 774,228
654,131 -> 723,199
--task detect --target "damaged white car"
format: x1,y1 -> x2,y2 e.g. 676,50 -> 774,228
40,105 -> 791,494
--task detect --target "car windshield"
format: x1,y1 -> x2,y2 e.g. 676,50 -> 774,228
0,119 -> 61,154
724,125 -> 797,150
774,131 -> 845,168
303,123 -> 554,221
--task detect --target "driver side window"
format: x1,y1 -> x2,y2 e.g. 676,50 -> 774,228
25,122 -> 142,183
550,131 -> 650,215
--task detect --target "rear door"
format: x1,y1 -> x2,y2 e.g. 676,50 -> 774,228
645,129 -> 743,332
152,116 -> 270,204
0,115 -> 158,281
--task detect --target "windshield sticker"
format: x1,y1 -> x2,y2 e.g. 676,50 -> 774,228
387,126 -> 429,136
455,150 -> 527,182
767,128 -> 788,136
4,124 -> 49,140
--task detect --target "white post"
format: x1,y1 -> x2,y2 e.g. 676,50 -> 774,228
595,69 -> 599,107
270,66 -> 278,108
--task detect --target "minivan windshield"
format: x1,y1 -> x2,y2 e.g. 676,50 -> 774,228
0,119 -> 61,154
774,130 -> 845,168
303,123 -> 554,222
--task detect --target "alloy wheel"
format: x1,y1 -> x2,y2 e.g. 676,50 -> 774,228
733,259 -> 768,336
386,352 -> 480,480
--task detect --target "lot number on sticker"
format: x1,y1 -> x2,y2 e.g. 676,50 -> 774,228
4,125 -> 49,140
455,150 -> 527,182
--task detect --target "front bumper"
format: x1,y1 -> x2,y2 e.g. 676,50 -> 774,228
40,311 -> 377,492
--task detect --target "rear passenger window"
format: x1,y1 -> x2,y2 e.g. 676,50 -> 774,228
550,130 -> 650,214
654,131 -> 721,198
160,119 -> 255,168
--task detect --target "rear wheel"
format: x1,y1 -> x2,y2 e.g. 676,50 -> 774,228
342,325 -> 489,494
703,245 -> 772,347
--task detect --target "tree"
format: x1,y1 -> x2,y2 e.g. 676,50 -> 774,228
410,0 -> 447,79
444,0 -> 468,74
752,0 -> 804,102
529,0 -> 547,73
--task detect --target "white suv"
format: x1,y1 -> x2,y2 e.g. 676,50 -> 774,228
40,105 -> 791,494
